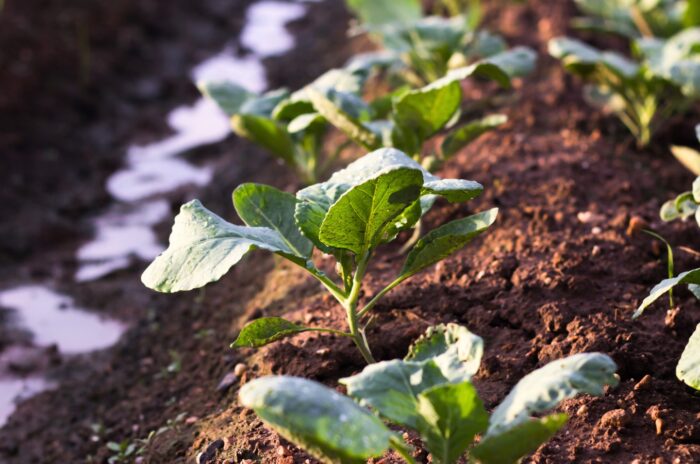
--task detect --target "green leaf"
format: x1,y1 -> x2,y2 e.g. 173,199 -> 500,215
319,168 -> 423,254
400,209 -> 498,279
239,376 -> 393,464
671,145 -> 700,176
232,317 -> 313,348
421,178 -> 484,202
240,89 -> 290,117
481,46 -> 537,78
142,200 -> 299,293
441,62 -> 511,89
233,183 -> 313,259
231,114 -> 296,165
471,414 -> 568,464
341,359 -> 450,429
415,381 -> 489,464
548,37 -> 638,78
634,268 -> 700,318
441,114 -> 507,159
486,353 -> 618,436
295,182 -> 349,254
306,87 -> 379,150
405,323 -> 484,382
287,112 -> 325,134
345,0 -> 422,27
677,323 -> 700,390
198,81 -> 254,116
393,80 -> 462,141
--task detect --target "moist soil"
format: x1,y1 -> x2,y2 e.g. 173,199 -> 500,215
1,0 -> 700,463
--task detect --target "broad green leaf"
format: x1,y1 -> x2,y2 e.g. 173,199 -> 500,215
345,0 -> 422,27
634,268 -> 700,318
415,381 -> 488,464
239,376 -> 393,464
295,182 -> 349,253
308,68 -> 366,95
677,323 -> 700,390
240,88 -> 290,117
233,183 -> 313,258
471,414 -> 568,464
421,179 -> 484,202
441,62 -> 511,88
549,37 -> 638,78
481,46 -> 537,78
693,176 -> 700,202
340,359 -> 450,428
583,84 -> 628,113
198,81 -> 254,116
319,168 -> 423,254
441,114 -> 507,159
486,353 -> 618,436
287,112 -> 325,134
393,80 -> 462,141
660,193 -> 698,221
326,147 -> 435,185
142,200 -> 298,293
400,208 -> 498,279
231,114 -> 296,165
345,51 -> 402,75
231,317 -> 314,348
405,323 -> 484,381
306,87 -> 379,150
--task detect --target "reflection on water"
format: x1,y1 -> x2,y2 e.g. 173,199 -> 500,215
0,377 -> 55,427
0,286 -> 126,353
0,285 -> 126,425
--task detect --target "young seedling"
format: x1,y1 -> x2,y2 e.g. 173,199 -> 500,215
549,28 -> 700,146
637,151 -> 700,390
239,324 -> 619,464
199,68 -> 368,184
141,148 -> 497,364
571,0 -> 700,39
635,268 -> 700,390
308,49 -> 535,171
344,0 -> 534,86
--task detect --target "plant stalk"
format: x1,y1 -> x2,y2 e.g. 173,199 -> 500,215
344,251 -> 376,364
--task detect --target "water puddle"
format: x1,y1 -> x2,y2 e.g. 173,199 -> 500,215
0,377 -> 54,428
0,285 -> 126,426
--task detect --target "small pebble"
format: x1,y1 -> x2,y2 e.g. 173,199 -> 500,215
277,445 -> 290,457
656,418 -> 664,435
634,375 -> 652,391
234,363 -> 247,377
598,409 -> 629,430
185,416 -> 198,425
576,404 -> 589,417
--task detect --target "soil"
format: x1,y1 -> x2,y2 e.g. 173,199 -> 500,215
1,0 -> 700,463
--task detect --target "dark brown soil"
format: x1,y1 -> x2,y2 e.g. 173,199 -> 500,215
1,0 -> 700,463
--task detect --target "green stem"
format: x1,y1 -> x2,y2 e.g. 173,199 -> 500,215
305,327 -> 352,337
345,251 -> 376,364
358,274 -> 409,318
390,436 -> 417,464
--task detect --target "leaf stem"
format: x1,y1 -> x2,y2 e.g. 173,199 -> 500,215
358,274 -> 409,318
389,436 -> 417,464
345,251 -> 376,364
305,327 -> 352,337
